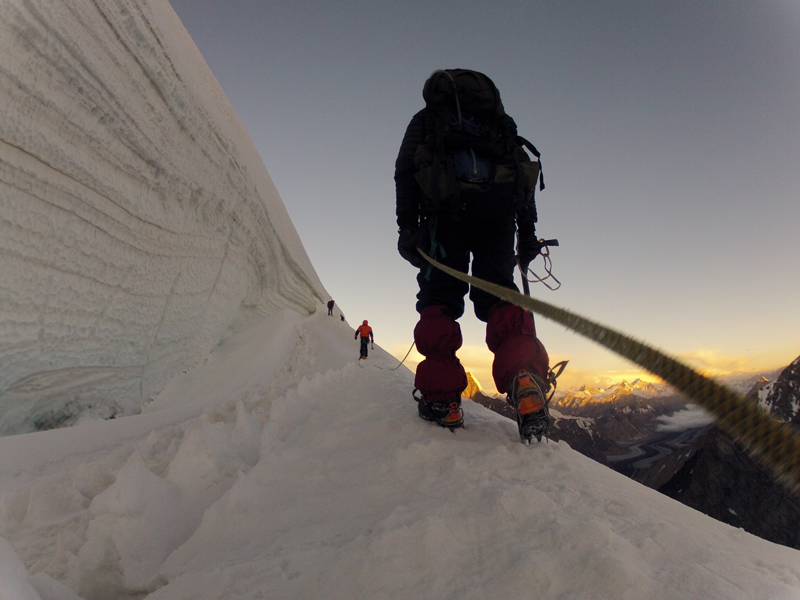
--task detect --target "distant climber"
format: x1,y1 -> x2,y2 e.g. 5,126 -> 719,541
355,320 -> 374,360
394,68 -> 552,441
327,300 -> 335,316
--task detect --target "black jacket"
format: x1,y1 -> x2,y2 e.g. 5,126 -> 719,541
394,110 -> 427,230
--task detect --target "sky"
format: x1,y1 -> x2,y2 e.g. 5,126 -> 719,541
2,308 -> 799,599
168,0 -> 800,392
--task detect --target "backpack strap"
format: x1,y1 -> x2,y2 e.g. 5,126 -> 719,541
517,135 -> 545,192
421,105 -> 464,221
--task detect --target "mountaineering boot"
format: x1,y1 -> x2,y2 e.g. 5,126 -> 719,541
414,390 -> 464,430
508,372 -> 549,443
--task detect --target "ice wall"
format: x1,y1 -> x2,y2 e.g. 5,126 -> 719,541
0,0 -> 327,434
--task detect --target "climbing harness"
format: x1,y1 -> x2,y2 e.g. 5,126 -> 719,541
418,248 -> 800,496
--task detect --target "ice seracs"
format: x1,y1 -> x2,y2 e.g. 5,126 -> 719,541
0,0 -> 326,434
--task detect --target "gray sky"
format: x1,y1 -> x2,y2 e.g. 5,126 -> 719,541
168,0 -> 800,390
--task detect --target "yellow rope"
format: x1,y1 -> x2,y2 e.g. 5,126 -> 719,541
419,249 -> 800,495
390,341 -> 416,371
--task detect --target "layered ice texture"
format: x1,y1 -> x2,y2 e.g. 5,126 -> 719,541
0,0 -> 326,434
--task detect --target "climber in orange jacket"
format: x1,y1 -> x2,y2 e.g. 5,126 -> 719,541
355,320 -> 374,360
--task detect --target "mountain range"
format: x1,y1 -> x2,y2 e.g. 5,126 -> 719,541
472,358 -> 800,550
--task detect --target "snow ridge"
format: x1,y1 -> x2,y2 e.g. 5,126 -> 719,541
1,311 -> 798,599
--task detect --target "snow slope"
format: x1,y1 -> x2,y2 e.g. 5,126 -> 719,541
1,1 -> 799,598
0,0 -> 326,434
1,310 -> 799,600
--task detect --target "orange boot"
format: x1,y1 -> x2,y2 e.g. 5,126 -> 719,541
508,372 -> 549,442
414,391 -> 464,429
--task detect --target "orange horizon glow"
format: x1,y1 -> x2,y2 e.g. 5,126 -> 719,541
389,343 -> 793,396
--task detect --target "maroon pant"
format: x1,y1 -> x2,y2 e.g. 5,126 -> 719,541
414,303 -> 549,400
412,215 -> 549,400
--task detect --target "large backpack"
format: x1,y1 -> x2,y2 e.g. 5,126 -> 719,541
413,69 -> 544,221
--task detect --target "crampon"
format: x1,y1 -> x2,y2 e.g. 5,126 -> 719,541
508,361 -> 568,444
413,390 -> 464,431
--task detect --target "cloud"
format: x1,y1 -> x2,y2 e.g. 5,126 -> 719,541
656,405 -> 715,432
673,348 -> 754,377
